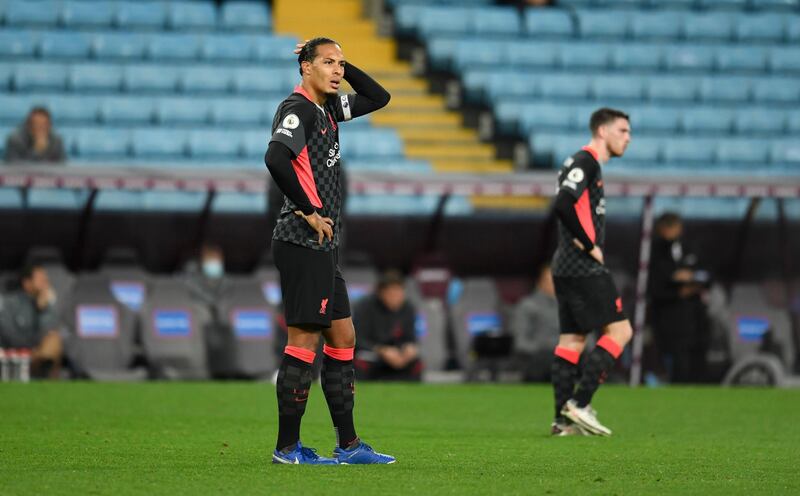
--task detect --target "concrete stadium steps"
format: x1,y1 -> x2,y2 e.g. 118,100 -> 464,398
273,0 -> 514,180
469,195 -> 551,211
405,143 -> 495,161
432,159 -> 514,174
371,110 -> 463,127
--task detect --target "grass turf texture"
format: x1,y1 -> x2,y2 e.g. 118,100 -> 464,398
1,383 -> 798,495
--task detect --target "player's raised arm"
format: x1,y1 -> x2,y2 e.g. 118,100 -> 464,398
340,62 -> 390,119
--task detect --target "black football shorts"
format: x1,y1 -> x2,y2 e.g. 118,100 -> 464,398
553,273 -> 627,335
272,240 -> 351,329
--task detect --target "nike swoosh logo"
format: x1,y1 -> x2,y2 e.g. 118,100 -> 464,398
293,457 -> 300,464
320,128 -> 327,135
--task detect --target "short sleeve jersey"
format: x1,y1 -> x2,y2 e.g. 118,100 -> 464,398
552,147 -> 609,278
269,86 -> 357,251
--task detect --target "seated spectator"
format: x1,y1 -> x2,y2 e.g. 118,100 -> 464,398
4,107 -> 66,164
183,243 -> 228,307
509,264 -> 560,382
0,264 -> 63,378
353,270 -> 421,381
648,212 -> 711,383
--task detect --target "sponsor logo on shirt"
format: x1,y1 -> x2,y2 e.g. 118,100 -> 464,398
276,128 -> 293,138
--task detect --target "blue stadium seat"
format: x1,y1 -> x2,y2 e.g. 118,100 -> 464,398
147,34 -> 202,61
683,13 -> 734,42
418,8 -> 471,37
0,187 -> 23,209
662,138 -> 717,164
39,31 -> 93,59
753,78 -> 800,103
0,30 -> 38,58
699,76 -> 752,102
454,41 -> 507,70
0,94 -> 34,124
594,0 -> 646,8
472,7 -> 520,36
91,32 -> 148,60
560,43 -> 611,70
131,129 -> 188,159
220,1 -> 271,31
517,104 -> 576,133
632,106 -> 681,134
507,41 -> 559,68
232,67 -> 291,94
61,0 -> 116,28
576,10 -> 630,39
155,98 -> 211,124
123,64 -> 179,93
716,139 -> 770,165
167,1 -> 217,30
241,130 -> 268,158
13,63 -> 68,91
251,35 -> 298,63
47,95 -> 100,124
770,140 -> 800,165
201,34 -> 253,62
188,130 -> 242,158
524,8 -> 574,38
698,0 -> 748,10
647,77 -> 698,102
788,16 -> 800,42
651,0 -> 696,8
715,46 -> 768,73
552,0 -> 594,6
630,11 -> 685,40
787,112 -> 800,134
681,108 -> 735,135
769,47 -> 800,74
6,0 -> 60,26
751,0 -> 800,11
539,74 -> 590,100
213,192 -> 266,212
591,75 -> 644,101
68,64 -> 123,92
734,108 -> 786,135
0,64 -> 13,91
664,45 -> 716,72
612,44 -> 662,71
618,136 -> 661,163
179,66 -> 232,94
99,97 -> 155,124
74,128 -> 131,158
735,14 -> 787,43
115,1 -> 167,29
209,98 -> 264,125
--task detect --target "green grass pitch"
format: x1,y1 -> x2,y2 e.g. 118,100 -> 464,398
1,382 -> 799,495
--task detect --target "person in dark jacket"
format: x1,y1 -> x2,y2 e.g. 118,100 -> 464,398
353,270 -> 421,381
648,212 -> 711,383
4,107 -> 66,164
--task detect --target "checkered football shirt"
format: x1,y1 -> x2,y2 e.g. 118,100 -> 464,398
552,147 -> 609,278
269,85 -> 357,251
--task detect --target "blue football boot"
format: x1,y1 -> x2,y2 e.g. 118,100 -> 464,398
333,441 -> 396,465
272,441 -> 338,465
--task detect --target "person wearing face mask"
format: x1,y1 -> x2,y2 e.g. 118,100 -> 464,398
648,212 -> 711,384
184,243 -> 228,308
0,264 -> 63,378
4,107 -> 66,164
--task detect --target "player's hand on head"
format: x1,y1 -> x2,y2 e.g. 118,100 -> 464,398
293,40 -> 310,55
295,210 -> 334,245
